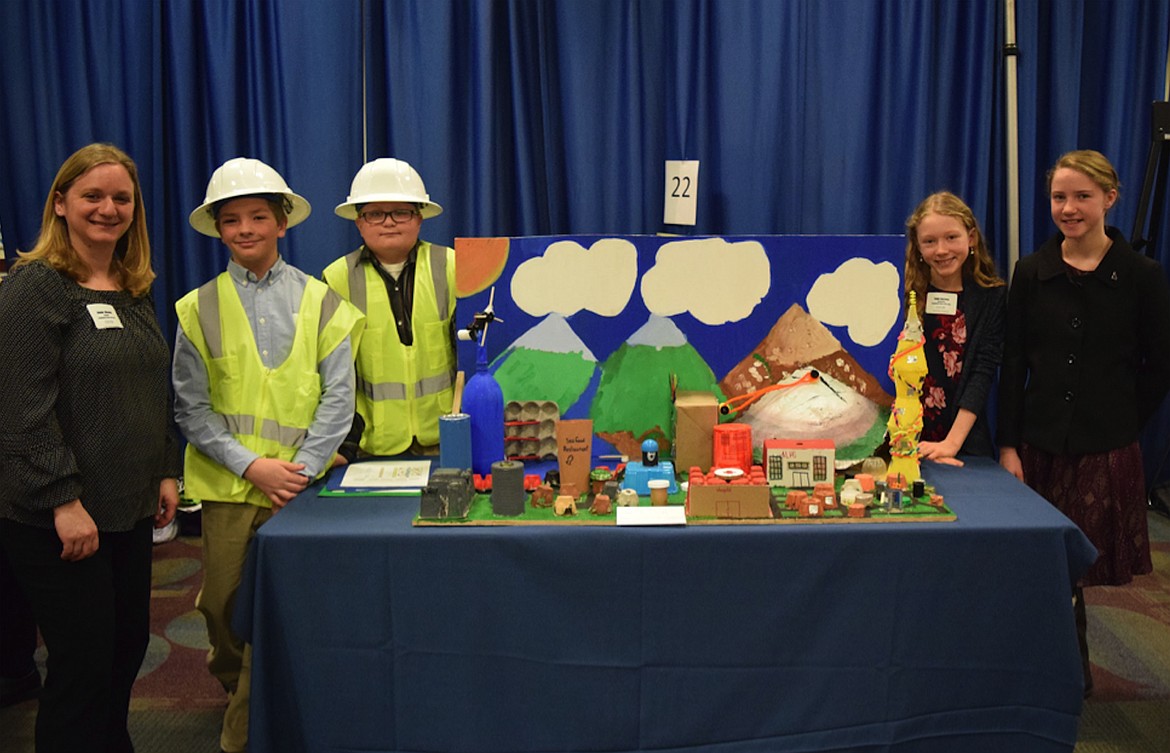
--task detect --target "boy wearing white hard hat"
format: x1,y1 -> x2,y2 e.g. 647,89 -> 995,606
172,157 -> 364,753
324,158 -> 456,457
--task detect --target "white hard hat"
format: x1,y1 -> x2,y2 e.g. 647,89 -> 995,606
334,158 -> 443,220
189,157 -> 312,238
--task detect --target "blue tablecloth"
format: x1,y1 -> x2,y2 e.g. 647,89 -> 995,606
235,458 -> 1096,753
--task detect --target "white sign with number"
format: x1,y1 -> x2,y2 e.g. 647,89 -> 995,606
664,160 -> 699,226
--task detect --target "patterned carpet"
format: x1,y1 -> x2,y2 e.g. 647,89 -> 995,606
1076,510 -> 1170,752
0,533 -> 224,753
3,513 -> 1169,752
1083,511 -> 1170,701
129,535 -> 225,711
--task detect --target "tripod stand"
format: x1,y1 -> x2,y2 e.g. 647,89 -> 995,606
1132,101 -> 1170,517
1132,101 -> 1170,257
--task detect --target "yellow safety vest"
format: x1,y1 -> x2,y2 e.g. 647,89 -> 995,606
176,273 -> 364,506
322,241 -> 455,455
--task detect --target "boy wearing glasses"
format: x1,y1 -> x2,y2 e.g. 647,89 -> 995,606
324,158 -> 457,458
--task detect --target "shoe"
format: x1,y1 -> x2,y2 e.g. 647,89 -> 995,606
152,517 -> 178,544
0,669 -> 41,707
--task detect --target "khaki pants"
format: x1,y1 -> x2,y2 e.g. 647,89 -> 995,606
197,501 -> 272,753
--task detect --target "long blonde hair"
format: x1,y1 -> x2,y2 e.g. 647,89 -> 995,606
904,191 -> 1003,314
16,143 -> 155,296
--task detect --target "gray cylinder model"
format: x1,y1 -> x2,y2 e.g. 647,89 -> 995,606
491,460 -> 526,516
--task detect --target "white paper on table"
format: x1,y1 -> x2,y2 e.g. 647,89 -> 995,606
339,460 -> 431,488
616,506 -> 687,526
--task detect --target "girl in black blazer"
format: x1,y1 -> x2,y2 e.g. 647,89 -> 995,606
997,150 -> 1170,695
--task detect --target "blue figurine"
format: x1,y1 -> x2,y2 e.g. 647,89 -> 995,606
622,438 -> 677,495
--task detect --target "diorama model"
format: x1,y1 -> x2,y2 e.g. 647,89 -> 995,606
415,301 -> 950,522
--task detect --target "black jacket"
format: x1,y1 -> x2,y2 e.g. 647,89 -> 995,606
997,227 -> 1170,454
942,282 -> 1006,458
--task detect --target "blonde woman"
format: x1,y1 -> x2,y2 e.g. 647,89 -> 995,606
0,143 -> 180,752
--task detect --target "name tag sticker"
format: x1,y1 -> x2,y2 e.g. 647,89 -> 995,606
925,292 -> 958,316
86,303 -> 123,330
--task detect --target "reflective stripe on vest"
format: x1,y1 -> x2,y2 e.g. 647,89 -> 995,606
198,282 -> 223,358
344,243 -> 449,321
178,272 -> 363,504
356,370 -> 453,402
221,414 -> 307,449
342,244 -> 452,405
323,242 -> 454,453
191,279 -> 319,451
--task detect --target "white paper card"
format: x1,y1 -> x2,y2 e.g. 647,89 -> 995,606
616,506 -> 687,526
86,303 -> 123,329
925,292 -> 958,316
340,460 -> 431,488
664,160 -> 699,225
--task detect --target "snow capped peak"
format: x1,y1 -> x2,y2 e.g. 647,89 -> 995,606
506,314 -> 596,361
627,314 -> 687,349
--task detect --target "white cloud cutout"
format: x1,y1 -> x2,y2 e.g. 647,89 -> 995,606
805,258 -> 901,347
511,238 -> 638,316
640,238 -> 770,325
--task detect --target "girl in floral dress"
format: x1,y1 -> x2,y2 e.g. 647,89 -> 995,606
903,191 -> 1006,465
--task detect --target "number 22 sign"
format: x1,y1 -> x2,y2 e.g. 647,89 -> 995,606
664,160 -> 699,226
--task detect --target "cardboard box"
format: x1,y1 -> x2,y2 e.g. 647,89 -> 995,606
686,483 -> 773,519
673,391 -> 718,472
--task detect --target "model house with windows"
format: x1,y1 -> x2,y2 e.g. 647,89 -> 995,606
763,439 -> 836,489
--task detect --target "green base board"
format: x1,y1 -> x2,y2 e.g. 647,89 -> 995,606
413,488 -> 955,526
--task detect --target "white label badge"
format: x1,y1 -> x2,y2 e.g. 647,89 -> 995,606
664,160 -> 699,226
925,292 -> 958,316
86,303 -> 123,329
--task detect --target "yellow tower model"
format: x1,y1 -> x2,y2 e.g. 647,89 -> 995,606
886,291 -> 927,484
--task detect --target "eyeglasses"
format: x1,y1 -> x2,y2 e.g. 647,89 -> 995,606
358,208 -> 419,224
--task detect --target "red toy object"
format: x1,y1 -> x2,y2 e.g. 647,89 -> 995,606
812,481 -> 838,510
799,496 -> 824,518
473,472 -> 542,493
712,424 -> 753,471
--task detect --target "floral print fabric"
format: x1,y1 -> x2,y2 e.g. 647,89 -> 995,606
921,292 -> 967,442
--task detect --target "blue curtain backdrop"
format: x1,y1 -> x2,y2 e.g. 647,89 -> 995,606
2,0 -> 1170,480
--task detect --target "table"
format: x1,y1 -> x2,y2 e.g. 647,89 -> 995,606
235,458 -> 1096,753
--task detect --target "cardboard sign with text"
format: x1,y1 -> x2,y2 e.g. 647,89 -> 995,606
556,419 -> 593,498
